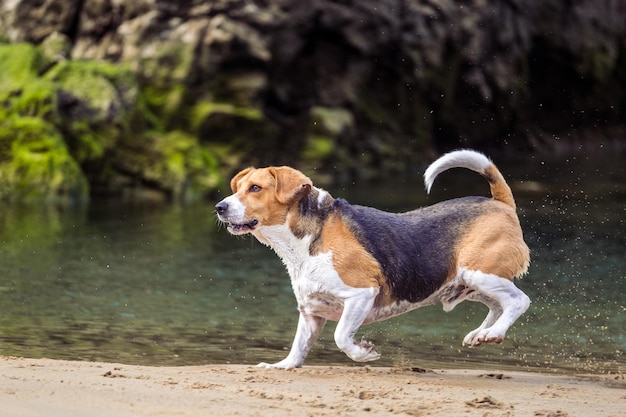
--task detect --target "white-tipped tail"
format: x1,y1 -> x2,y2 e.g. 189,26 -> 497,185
423,149 -> 516,208
424,150 -> 492,193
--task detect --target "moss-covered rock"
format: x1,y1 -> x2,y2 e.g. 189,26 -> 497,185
0,43 -> 47,87
0,43 -> 56,119
39,31 -> 72,63
299,107 -> 352,179
0,43 -> 89,204
0,116 -> 89,204
112,130 -> 222,203
190,96 -> 279,167
0,40 -> 229,204
131,19 -> 208,130
43,59 -> 139,163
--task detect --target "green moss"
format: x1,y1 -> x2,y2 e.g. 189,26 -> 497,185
45,61 -> 128,121
0,44 -> 57,119
0,117 -> 89,204
43,59 -> 140,162
139,38 -> 196,84
119,130 -> 222,202
0,44 -> 89,204
136,37 -> 198,129
5,79 -> 56,119
39,32 -> 72,63
301,135 -> 334,160
0,43 -> 49,91
310,107 -> 353,137
189,101 -> 262,132
154,131 -> 222,202
0,42 -> 232,204
44,59 -> 137,122
141,84 -> 184,130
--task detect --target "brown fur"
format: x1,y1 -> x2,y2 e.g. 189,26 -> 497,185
229,166 -> 313,228
484,165 -> 516,209
315,213 -> 387,290
269,167 -> 312,205
456,207 -> 530,280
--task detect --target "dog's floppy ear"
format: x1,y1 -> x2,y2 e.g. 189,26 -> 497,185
230,167 -> 254,193
269,166 -> 312,205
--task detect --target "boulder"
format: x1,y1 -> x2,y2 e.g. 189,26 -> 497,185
0,43 -> 88,204
0,117 -> 89,204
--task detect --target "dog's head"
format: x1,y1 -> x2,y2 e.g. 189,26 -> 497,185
215,166 -> 313,235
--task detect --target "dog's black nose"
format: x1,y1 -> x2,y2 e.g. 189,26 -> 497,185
215,201 -> 228,215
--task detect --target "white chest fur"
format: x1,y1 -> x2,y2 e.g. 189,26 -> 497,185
254,223 -> 371,320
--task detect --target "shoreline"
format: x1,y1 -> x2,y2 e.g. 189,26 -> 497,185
2,356 -> 624,417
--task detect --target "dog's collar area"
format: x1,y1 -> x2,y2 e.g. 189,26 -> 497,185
227,219 -> 259,234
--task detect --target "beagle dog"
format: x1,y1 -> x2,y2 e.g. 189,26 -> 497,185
216,150 -> 530,369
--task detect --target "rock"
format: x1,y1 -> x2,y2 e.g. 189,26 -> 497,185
110,130 -> 221,202
0,0 -> 82,43
0,41 -> 224,204
0,117 -> 89,204
40,31 -> 72,64
0,0 -> 624,203
0,43 -> 56,118
43,59 -> 138,162
0,43 -> 89,204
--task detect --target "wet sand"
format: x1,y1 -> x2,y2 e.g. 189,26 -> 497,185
2,356 -> 624,417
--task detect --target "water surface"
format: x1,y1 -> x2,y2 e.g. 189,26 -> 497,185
0,154 -> 624,373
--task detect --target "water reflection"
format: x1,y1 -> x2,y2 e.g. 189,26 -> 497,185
0,154 -> 623,373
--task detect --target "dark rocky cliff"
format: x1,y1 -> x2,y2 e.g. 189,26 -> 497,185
1,0 -> 624,203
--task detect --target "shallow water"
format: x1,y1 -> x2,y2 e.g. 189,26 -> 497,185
0,154 -> 624,374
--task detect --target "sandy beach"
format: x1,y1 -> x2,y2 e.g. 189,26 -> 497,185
1,356 -> 624,417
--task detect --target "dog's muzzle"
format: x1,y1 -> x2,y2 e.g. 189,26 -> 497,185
215,200 -> 258,234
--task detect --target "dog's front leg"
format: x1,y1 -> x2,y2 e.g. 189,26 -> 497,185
257,312 -> 326,369
334,287 -> 381,362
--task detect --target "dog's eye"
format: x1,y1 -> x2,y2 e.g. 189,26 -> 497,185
248,184 -> 262,193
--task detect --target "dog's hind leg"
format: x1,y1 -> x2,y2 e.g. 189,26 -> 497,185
258,313 -> 326,369
461,270 -> 530,347
333,288 -> 381,362
462,294 -> 502,345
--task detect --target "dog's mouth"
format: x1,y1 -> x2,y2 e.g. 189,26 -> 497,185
225,219 -> 259,234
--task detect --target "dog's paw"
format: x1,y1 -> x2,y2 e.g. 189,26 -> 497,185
347,340 -> 381,362
463,328 -> 505,347
359,338 -> 376,349
359,348 -> 382,362
256,360 -> 301,369
256,362 -> 276,369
